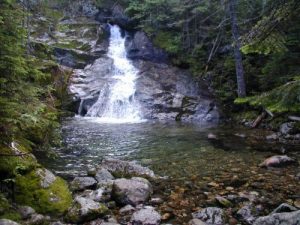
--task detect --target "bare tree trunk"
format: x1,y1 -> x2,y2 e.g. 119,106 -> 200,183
228,0 -> 246,97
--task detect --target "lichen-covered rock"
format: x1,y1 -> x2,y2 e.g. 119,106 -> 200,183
35,168 -> 56,188
66,196 -> 109,223
192,207 -> 225,225
0,219 -> 20,225
70,177 -> 97,191
130,206 -> 161,225
253,210 -> 300,225
100,158 -> 156,178
259,155 -> 298,167
236,204 -> 258,225
14,169 -> 72,215
112,177 -> 152,206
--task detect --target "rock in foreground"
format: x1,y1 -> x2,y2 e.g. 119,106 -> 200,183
253,210 -> 300,225
259,155 -> 298,167
192,207 -> 225,225
130,206 -> 161,225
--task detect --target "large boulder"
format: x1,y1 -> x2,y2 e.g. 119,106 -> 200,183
66,196 -> 109,223
112,177 -> 152,206
130,206 -> 161,225
14,168 -> 72,215
95,168 -> 115,184
192,207 -> 225,225
253,210 -> 300,225
0,219 -> 20,225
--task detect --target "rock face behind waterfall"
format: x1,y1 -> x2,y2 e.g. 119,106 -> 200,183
134,61 -> 219,122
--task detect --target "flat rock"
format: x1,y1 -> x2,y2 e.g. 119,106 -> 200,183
100,158 -> 156,178
130,206 -> 161,225
253,210 -> 300,225
192,207 -> 225,225
259,155 -> 298,168
70,177 -> 97,191
113,177 -> 152,206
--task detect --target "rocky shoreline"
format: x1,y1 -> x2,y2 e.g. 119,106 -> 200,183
1,157 -> 299,225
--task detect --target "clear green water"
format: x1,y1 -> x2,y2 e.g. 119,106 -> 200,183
40,117 -> 300,224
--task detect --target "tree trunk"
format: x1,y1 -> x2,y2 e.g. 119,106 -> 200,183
228,0 -> 246,97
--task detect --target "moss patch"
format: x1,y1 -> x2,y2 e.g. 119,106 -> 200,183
15,170 -> 72,216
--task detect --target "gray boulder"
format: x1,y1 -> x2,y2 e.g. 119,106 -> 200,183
66,196 -> 109,223
25,214 -> 48,225
236,204 -> 257,225
253,210 -> 300,225
112,177 -> 152,206
100,158 -> 156,178
130,206 -> 161,225
95,168 -> 115,184
280,122 -> 296,135
17,206 -> 35,220
70,177 -> 97,191
35,168 -> 56,188
259,155 -> 298,168
192,207 -> 225,225
0,219 -> 20,225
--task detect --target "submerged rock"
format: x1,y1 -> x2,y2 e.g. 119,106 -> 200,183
259,155 -> 298,168
66,196 -> 109,223
112,177 -> 152,206
192,207 -> 225,225
130,206 -> 161,225
253,210 -> 300,225
100,158 -> 156,178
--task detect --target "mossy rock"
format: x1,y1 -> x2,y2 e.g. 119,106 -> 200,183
14,169 -> 72,216
0,194 -> 21,222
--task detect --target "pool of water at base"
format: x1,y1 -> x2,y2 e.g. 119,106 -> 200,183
39,117 -> 300,224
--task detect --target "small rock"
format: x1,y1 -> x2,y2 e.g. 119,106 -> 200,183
280,122 -> 295,135
26,214 -> 47,225
130,206 -> 161,225
207,133 -> 217,140
161,213 -> 172,221
87,167 -> 97,177
253,210 -> 300,225
78,188 -> 110,202
119,205 -> 135,216
192,207 -> 225,224
294,200 -> 300,208
215,196 -> 232,207
17,205 -> 35,219
271,203 -> 298,214
207,182 -> 219,187
188,218 -> 207,225
259,155 -> 298,168
112,177 -> 152,206
70,177 -> 97,191
266,133 -> 279,141
49,222 -> 66,225
0,219 -> 20,225
95,168 -> 114,184
234,133 -> 246,138
150,197 -> 164,205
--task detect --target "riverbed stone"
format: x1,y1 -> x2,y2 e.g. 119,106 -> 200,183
130,206 -> 161,225
112,177 -> 152,206
70,177 -> 97,191
271,203 -> 298,214
192,207 -> 225,225
259,155 -> 298,167
253,210 -> 300,225
100,158 -> 156,178
66,196 -> 109,223
0,219 -> 20,225
78,188 -> 111,202
26,213 -> 48,225
280,122 -> 295,135
188,219 -> 207,225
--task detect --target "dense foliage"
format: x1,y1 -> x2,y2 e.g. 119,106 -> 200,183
0,0 -> 60,150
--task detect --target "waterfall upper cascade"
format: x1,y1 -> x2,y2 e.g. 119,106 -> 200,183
74,25 -> 143,123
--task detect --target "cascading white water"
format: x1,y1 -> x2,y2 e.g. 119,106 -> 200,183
85,24 -> 143,123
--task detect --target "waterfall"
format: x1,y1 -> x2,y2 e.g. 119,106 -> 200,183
85,24 -> 143,123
